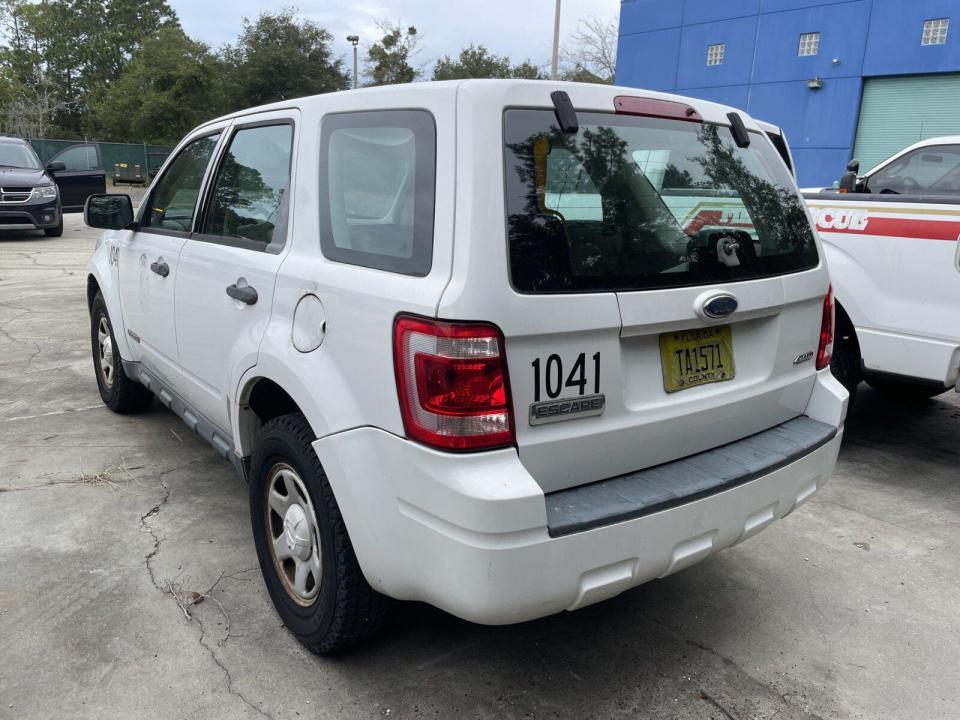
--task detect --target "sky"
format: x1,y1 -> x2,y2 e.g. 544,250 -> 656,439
167,0 -> 621,78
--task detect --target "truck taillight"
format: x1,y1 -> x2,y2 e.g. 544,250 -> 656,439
393,315 -> 515,451
816,286 -> 834,370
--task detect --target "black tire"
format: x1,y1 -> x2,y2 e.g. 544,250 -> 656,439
864,376 -> 948,402
830,309 -> 861,407
43,216 -> 63,237
250,412 -> 391,654
90,292 -> 153,413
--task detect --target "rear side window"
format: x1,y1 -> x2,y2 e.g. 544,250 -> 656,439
503,110 -> 818,293
200,123 -> 294,251
319,110 -> 436,276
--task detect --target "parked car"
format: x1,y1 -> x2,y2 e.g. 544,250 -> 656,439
804,137 -> 960,403
0,136 -> 64,237
83,81 -> 847,653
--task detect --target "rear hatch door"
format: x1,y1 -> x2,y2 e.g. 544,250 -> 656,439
497,96 -> 826,493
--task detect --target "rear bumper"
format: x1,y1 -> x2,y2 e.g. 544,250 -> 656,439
315,376 -> 845,625
0,200 -> 60,230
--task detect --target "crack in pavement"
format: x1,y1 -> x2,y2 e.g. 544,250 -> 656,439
196,612 -> 276,720
652,618 -> 830,720
139,462 -> 274,720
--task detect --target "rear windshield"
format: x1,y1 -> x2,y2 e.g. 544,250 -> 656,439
503,110 -> 818,293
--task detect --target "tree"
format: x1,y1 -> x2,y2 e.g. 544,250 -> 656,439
431,44 -> 545,81
222,9 -> 349,108
511,60 -> 547,80
0,0 -> 179,136
365,22 -> 421,86
561,16 -> 617,84
85,26 -> 226,144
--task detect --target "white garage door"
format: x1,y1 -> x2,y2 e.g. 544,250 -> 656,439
853,73 -> 960,172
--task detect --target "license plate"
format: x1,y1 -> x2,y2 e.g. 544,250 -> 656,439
659,325 -> 735,393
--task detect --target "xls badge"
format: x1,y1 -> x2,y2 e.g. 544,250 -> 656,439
529,393 -> 605,426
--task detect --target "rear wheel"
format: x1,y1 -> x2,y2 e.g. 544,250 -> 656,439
864,376 -> 948,402
249,412 -> 391,654
90,292 -> 153,413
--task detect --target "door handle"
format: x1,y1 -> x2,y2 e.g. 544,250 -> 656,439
149,259 -> 169,277
226,282 -> 258,305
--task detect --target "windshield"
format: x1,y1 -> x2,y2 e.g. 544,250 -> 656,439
0,142 -> 41,170
503,110 -> 819,293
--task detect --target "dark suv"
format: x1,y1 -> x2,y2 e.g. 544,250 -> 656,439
0,137 -> 65,237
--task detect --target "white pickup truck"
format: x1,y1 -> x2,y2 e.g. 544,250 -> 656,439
803,137 -> 960,403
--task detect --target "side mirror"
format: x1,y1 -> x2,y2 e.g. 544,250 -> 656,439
46,161 -> 66,173
846,159 -> 860,173
84,194 -> 134,230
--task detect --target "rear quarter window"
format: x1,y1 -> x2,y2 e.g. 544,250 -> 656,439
503,109 -> 819,293
319,110 -> 436,276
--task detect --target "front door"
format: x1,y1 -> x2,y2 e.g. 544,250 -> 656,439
117,131 -> 225,384
175,115 -> 297,431
46,144 -> 107,210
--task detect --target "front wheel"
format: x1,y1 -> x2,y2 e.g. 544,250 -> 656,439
249,412 -> 391,654
90,292 -> 153,413
830,311 -> 861,407
43,216 -> 63,237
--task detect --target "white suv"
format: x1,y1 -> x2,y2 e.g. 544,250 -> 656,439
84,81 -> 847,653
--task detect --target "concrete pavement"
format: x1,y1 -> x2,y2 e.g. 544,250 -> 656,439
1,214 -> 958,719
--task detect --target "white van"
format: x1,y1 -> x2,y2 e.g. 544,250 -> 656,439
83,80 -> 847,652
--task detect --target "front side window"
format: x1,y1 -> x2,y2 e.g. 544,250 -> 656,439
143,133 -> 220,232
200,123 -> 294,250
867,145 -> 960,197
503,110 -> 819,293
319,110 -> 436,275
922,18 -> 949,46
798,32 -> 820,56
706,43 -> 725,66
51,144 -> 99,171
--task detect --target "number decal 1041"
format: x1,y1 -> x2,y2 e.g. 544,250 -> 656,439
531,352 -> 600,402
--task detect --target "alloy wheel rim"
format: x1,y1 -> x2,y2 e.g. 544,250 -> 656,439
97,316 -> 114,389
264,463 -> 322,606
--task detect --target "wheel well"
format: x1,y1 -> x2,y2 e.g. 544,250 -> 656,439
834,300 -> 859,354
86,275 -> 100,312
238,378 -> 304,456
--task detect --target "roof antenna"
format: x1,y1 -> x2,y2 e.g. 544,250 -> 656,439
551,91 -> 579,134
727,112 -> 751,148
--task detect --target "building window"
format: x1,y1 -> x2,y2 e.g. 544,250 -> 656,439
706,43 -> 725,66
798,32 -> 820,56
922,18 -> 949,46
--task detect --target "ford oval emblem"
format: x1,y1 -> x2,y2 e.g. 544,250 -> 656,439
703,294 -> 738,319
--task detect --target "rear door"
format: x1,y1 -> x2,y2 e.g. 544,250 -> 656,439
174,112 -> 297,432
46,144 -> 107,210
490,97 -> 826,492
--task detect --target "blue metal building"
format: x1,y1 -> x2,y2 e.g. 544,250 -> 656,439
616,0 -> 960,187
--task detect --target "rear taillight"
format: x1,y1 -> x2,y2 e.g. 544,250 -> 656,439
816,286 -> 834,370
393,315 -> 515,451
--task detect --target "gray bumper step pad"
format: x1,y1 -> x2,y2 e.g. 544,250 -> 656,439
545,416 -> 837,538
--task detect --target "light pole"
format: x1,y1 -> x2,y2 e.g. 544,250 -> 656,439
347,35 -> 359,89
551,0 -> 561,81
